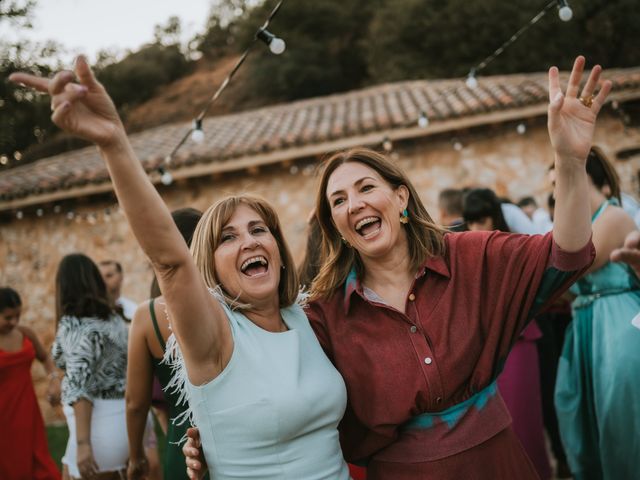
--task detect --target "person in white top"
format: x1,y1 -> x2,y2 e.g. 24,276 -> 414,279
98,260 -> 138,320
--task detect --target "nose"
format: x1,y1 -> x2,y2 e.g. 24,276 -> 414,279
240,233 -> 261,250
348,194 -> 365,214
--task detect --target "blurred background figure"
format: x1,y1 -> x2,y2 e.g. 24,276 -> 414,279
554,148 -> 640,480
464,187 -> 552,480
126,208 -> 203,480
437,188 -> 466,231
0,287 -> 61,480
518,196 -> 553,233
53,253 -> 129,479
99,260 -> 138,321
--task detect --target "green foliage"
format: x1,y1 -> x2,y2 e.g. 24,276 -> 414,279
96,44 -> 192,113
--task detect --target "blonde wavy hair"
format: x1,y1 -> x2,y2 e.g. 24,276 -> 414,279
190,195 -> 299,309
310,148 -> 447,300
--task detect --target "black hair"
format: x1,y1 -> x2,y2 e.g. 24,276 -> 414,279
586,147 -> 621,203
438,188 -> 464,217
517,196 -> 537,208
56,253 -> 113,327
99,259 -> 123,273
463,188 -> 511,233
150,208 -> 203,298
0,287 -> 21,310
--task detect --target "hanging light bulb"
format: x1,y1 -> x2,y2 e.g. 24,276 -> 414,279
16,210 -> 23,219
418,111 -> 429,128
66,211 -> 75,220
453,140 -> 463,151
36,208 -> 44,217
465,69 -> 478,89
382,136 -> 393,152
158,167 -> 174,186
191,119 -> 205,144
257,28 -> 286,55
557,0 -> 573,22
53,205 -> 62,214
516,123 -> 527,135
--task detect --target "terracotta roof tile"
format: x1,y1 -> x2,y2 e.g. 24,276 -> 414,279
2,67 -> 640,203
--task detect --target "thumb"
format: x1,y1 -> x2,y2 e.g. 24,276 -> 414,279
74,55 -> 98,88
548,92 -> 564,114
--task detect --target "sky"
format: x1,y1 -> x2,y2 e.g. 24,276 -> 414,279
1,0 -> 213,63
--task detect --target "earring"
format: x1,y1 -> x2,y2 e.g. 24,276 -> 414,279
281,264 -> 286,270
341,236 -> 352,248
400,208 -> 409,224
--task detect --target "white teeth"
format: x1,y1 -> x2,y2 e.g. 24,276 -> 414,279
355,216 -> 379,231
241,256 -> 268,272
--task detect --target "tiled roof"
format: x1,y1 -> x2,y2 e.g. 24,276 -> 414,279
2,67 -> 640,207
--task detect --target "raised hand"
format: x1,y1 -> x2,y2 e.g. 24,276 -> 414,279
9,55 -> 124,148
611,231 -> 640,277
547,56 -> 612,164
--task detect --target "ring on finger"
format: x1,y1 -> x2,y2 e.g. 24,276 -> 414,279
579,95 -> 594,108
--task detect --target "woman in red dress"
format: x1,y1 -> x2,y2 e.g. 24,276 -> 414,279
0,287 -> 61,480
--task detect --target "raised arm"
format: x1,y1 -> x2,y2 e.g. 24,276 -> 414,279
10,58 -> 231,383
547,56 -> 611,252
126,305 -> 154,479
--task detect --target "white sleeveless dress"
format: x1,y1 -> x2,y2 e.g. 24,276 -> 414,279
182,300 -> 350,480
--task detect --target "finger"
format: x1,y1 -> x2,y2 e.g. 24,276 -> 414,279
591,80 -> 612,115
566,55 -> 586,98
49,70 -> 76,96
580,64 -> 602,100
51,83 -> 88,109
187,467 -> 194,479
548,66 -> 560,102
8,72 -> 50,93
624,231 -> 640,249
51,101 -> 72,124
74,55 -> 99,88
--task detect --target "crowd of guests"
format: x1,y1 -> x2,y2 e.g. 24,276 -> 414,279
1,55 -> 639,480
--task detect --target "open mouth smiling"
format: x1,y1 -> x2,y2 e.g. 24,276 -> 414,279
240,256 -> 269,277
355,216 -> 382,238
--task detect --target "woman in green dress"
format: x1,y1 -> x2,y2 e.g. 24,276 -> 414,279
554,147 -> 640,480
126,208 -> 208,480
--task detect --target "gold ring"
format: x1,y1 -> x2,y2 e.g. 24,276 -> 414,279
579,95 -> 594,108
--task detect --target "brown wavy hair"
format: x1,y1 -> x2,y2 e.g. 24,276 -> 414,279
310,148 -> 447,299
190,195 -> 299,309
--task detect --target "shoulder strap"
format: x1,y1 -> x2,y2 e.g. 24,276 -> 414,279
149,298 -> 166,350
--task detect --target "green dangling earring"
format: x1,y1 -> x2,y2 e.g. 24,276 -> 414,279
400,208 -> 409,224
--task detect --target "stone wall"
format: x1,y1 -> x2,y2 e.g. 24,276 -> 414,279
1,113 -> 638,424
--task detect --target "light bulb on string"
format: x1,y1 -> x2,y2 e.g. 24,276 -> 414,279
158,167 -> 174,186
557,0 -> 573,22
257,28 -> 286,55
66,211 -> 75,220
36,208 -> 43,217
418,111 -> 429,128
382,136 -> 393,152
465,69 -> 478,89
516,123 -> 527,135
191,119 -> 205,144
16,210 -> 23,220
53,205 -> 62,214
453,140 -> 463,152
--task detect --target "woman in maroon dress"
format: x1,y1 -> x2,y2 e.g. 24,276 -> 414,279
0,287 -> 61,480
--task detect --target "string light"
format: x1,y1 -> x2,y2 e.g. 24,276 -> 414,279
557,0 -> 573,22
465,69 -> 478,89
382,136 -> 393,152
190,119 -> 205,144
418,111 -> 430,128
158,166 -> 174,186
517,123 -> 527,135
16,210 -> 23,219
453,140 -> 463,151
257,28 -> 286,55
465,1 -> 559,83
164,0 -> 285,165
36,208 -> 43,217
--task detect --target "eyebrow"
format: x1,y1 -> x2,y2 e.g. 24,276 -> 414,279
221,219 -> 266,232
328,176 -> 377,197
